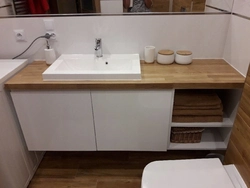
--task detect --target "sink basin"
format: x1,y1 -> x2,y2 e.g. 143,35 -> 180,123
42,54 -> 141,81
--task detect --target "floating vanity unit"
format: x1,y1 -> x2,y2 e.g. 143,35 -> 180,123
5,59 -> 245,151
42,54 -> 141,81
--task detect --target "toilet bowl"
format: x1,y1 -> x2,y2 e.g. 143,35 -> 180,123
141,158 -> 247,188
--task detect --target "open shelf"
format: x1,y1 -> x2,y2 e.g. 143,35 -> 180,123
171,114 -> 234,128
169,89 -> 241,150
168,128 -> 227,150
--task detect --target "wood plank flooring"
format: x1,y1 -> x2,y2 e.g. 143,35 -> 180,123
28,151 -> 216,188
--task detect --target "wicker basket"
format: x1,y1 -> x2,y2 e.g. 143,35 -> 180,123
170,127 -> 205,143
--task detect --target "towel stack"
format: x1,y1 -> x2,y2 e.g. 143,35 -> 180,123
172,90 -> 223,122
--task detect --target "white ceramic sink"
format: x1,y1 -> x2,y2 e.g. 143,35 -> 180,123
42,54 -> 141,81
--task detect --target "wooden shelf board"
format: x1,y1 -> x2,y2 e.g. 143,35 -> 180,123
168,129 -> 227,150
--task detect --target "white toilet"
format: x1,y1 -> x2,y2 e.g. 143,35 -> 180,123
141,158 -> 247,188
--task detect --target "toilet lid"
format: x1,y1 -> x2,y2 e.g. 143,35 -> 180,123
141,158 -> 235,188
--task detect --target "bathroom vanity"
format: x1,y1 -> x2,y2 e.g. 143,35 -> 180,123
5,59 -> 245,151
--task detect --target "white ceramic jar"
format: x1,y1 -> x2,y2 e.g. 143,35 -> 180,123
175,50 -> 192,65
157,50 -> 175,65
144,46 -> 156,63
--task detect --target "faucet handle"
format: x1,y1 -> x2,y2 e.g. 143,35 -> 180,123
95,38 -> 103,57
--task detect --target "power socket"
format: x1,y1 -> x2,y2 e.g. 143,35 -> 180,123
46,32 -> 56,40
14,29 -> 26,41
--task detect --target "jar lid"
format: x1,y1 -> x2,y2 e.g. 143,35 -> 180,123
176,50 -> 192,55
158,50 -> 174,55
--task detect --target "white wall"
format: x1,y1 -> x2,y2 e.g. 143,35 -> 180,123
206,0 -> 234,12
0,14 -> 230,62
223,16 -> 250,76
223,0 -> 250,76
232,0 -> 250,18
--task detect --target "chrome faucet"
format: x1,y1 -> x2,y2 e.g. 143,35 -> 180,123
95,38 -> 103,58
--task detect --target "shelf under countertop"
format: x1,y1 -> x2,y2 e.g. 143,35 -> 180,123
168,128 -> 228,150
171,113 -> 234,128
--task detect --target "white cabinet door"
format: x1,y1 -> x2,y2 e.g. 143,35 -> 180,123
92,90 -> 173,151
11,90 -> 96,151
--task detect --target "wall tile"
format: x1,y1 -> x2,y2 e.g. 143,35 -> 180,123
233,0 -> 250,18
206,0 -> 234,12
0,14 -> 230,62
100,0 -> 123,13
223,15 -> 250,76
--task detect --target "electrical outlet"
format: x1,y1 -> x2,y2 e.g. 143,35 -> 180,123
14,29 -> 26,41
46,32 -> 56,40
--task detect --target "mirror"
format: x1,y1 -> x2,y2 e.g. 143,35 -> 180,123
0,0 -> 234,17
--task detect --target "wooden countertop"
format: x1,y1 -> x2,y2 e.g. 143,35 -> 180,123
5,59 -> 245,90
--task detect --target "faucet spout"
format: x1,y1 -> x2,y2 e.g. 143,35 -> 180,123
95,38 -> 103,58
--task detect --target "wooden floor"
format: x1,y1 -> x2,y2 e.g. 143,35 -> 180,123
28,150 -> 216,188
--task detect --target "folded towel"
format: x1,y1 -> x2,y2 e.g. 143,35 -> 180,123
173,104 -> 223,116
174,90 -> 221,107
172,115 -> 223,122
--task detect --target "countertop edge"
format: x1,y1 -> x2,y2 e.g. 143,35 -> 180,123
5,83 -> 245,90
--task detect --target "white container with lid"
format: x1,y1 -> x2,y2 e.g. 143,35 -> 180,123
175,50 -> 192,65
157,50 -> 175,65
